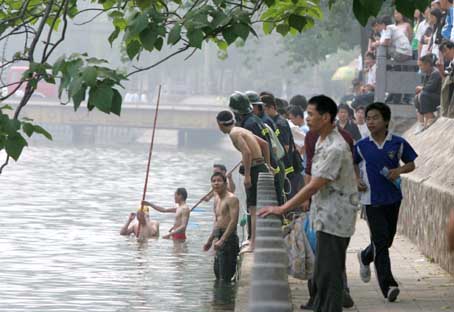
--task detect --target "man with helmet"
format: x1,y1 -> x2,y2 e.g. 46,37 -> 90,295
245,90 -> 277,130
229,91 -> 286,206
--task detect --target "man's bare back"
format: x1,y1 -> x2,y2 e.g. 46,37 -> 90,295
229,127 -> 264,161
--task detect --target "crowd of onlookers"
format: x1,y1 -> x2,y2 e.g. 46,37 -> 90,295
344,0 -> 454,135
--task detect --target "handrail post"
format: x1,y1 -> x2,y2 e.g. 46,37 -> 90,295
375,45 -> 388,103
249,172 -> 292,312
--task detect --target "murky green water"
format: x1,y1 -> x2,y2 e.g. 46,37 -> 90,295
0,144 -> 245,312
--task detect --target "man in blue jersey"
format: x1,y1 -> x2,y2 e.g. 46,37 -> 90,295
354,102 -> 417,303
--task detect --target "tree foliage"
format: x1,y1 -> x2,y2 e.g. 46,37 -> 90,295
283,0 -> 360,71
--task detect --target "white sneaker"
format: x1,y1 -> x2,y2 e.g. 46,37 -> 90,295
414,123 -> 424,134
387,286 -> 400,302
357,250 -> 371,283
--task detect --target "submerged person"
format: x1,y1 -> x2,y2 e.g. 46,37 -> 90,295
203,172 -> 240,282
120,208 -> 160,240
142,188 -> 190,241
216,110 -> 274,252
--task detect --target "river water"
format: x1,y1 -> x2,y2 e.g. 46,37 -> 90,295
0,142 -> 245,312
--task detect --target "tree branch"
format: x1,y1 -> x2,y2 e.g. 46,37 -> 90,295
127,45 -> 191,77
43,0 -> 69,62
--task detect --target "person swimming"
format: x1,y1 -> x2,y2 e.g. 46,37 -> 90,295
120,208 -> 159,240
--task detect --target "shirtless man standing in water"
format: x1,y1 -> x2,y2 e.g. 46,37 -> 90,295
216,110 -> 273,252
142,188 -> 190,241
203,172 -> 240,281
120,209 -> 159,241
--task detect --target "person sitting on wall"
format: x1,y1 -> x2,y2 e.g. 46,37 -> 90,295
414,53 -> 442,133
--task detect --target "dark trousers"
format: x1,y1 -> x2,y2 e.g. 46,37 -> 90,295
361,202 -> 401,298
313,231 -> 350,312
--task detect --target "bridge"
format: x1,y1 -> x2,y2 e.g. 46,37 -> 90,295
6,95 -> 227,146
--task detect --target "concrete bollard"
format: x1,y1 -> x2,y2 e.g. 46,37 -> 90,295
249,172 -> 292,312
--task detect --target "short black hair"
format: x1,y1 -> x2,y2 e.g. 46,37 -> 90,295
216,110 -> 235,126
288,105 -> 304,118
308,95 -> 338,123
213,163 -> 227,172
365,51 -> 376,60
276,98 -> 289,115
176,188 -> 188,201
440,40 -> 454,51
420,53 -> 436,65
377,15 -> 393,26
259,91 -> 274,98
211,171 -> 227,183
355,106 -> 366,112
289,94 -> 308,111
338,103 -> 350,112
261,94 -> 276,108
365,102 -> 391,126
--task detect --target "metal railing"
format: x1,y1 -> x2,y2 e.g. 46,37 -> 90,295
248,172 -> 292,312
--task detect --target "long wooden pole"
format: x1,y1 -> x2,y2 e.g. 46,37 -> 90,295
137,85 -> 162,237
190,160 -> 242,211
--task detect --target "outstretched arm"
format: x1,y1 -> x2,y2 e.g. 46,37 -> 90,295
142,200 -> 177,213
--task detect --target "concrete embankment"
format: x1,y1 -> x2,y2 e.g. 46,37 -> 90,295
235,253 -> 254,311
400,117 -> 454,274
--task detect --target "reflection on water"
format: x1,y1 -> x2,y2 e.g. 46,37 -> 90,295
0,144 -> 244,311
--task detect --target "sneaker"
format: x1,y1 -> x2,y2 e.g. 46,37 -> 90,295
414,123 -> 424,134
387,286 -> 400,302
343,290 -> 355,308
357,250 -> 371,283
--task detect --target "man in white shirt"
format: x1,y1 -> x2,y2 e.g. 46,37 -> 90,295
365,52 -> 377,87
376,15 -> 413,62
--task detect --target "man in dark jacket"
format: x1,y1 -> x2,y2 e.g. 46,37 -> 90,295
414,53 -> 442,133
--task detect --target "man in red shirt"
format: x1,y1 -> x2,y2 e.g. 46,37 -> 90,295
301,126 -> 355,310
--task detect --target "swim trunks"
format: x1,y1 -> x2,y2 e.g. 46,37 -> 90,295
172,232 -> 187,240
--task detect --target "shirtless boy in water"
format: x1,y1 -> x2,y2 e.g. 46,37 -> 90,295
216,110 -> 273,252
120,209 -> 159,240
142,188 -> 190,241
203,172 -> 240,281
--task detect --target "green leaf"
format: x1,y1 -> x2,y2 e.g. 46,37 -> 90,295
139,28 -> 158,51
168,24 -> 182,45
108,28 -> 120,45
5,133 -> 28,161
288,14 -> 306,32
155,37 -> 164,51
33,125 -> 52,140
5,119 -> 20,135
215,39 -> 228,51
136,0 -> 152,10
0,105 -> 12,111
128,13 -> 149,36
22,123 -> 34,137
222,27 -> 237,45
264,0 -> 275,6
232,23 -> 249,41
82,67 -> 97,87
111,89 -> 122,116
263,22 -> 274,35
276,24 -> 290,36
0,136 -> 5,150
126,40 -> 141,60
89,84 -> 113,114
187,29 -> 204,49
73,84 -> 87,111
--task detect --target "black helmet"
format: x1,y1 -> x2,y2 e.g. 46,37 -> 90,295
245,90 -> 264,106
229,91 -> 252,115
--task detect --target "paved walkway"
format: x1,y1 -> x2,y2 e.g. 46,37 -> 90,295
289,217 -> 454,312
